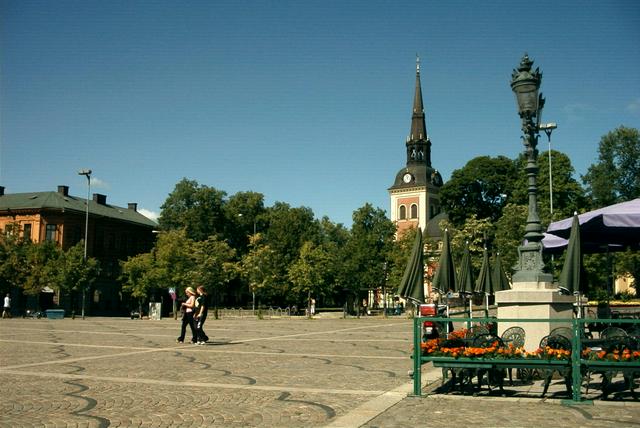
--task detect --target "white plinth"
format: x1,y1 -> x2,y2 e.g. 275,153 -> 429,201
495,282 -> 575,351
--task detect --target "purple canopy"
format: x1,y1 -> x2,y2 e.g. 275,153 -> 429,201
546,198 -> 640,250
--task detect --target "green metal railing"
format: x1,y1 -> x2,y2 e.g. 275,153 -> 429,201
412,316 -> 640,402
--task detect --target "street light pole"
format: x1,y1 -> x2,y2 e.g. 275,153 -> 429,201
510,54 -> 552,284
238,213 -> 257,314
539,122 -> 557,219
78,169 -> 92,319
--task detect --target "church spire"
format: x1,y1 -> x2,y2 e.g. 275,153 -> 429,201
410,56 -> 427,142
406,56 -> 431,167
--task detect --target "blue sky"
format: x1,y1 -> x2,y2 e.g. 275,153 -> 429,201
2,1 -> 639,226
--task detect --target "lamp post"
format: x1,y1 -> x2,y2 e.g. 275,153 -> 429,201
539,122 -> 557,218
78,169 -> 92,319
237,213 -> 257,313
510,54 -> 552,284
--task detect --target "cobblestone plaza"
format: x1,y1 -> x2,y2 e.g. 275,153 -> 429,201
1,316 -> 638,427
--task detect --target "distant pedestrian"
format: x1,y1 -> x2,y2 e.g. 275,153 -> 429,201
176,287 -> 197,344
310,298 -> 316,316
2,294 -> 10,318
194,286 -> 209,345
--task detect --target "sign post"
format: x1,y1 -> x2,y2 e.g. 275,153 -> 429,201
169,288 -> 177,320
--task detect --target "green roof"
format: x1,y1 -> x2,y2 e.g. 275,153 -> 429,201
0,190 -> 157,228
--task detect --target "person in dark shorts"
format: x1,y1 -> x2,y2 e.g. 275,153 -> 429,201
194,286 -> 209,345
3,294 -> 10,318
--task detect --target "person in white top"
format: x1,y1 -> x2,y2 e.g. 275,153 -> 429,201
2,294 -> 10,318
176,287 -> 197,343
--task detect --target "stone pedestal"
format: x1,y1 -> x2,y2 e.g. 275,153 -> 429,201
496,281 -> 575,351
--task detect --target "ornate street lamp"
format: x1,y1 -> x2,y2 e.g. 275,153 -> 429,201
510,54 -> 552,284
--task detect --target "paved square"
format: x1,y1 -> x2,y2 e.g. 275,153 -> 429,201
1,316 -> 639,427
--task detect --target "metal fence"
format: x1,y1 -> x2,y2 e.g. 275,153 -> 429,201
215,307 -> 293,318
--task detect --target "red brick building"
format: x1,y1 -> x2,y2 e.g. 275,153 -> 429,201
0,185 -> 156,315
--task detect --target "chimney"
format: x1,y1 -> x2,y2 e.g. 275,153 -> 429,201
128,203 -> 138,212
57,185 -> 69,196
93,193 -> 107,205
0,186 -> 4,196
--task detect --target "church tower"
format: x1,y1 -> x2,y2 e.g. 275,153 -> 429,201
389,57 -> 443,237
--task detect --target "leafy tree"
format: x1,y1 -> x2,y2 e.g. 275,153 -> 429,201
288,241 -> 331,315
440,215 -> 495,273
0,230 -> 31,295
440,156 -> 517,226
224,191 -> 266,254
158,178 -> 227,241
23,241 -> 62,296
239,233 -> 280,304
153,229 -> 197,292
191,236 -> 238,318
260,202 -> 320,303
263,202 -> 320,262
317,217 -> 350,306
493,203 -> 528,278
386,226 -> 419,296
57,242 -> 100,296
512,150 -> 586,225
582,126 -> 640,207
340,204 -> 395,304
120,252 -> 158,316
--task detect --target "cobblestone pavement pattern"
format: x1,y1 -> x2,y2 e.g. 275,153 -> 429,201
1,316 -> 638,427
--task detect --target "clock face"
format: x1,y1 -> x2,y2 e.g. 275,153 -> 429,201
403,173 -> 412,183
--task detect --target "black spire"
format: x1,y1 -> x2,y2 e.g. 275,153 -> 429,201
406,56 -> 431,167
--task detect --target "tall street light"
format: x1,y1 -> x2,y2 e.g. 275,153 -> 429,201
237,213 -> 257,313
539,122 -> 557,219
78,169 -> 92,319
510,54 -> 552,284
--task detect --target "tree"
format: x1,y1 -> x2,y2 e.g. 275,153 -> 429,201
260,202 -> 320,303
340,204 -> 396,306
57,242 -> 100,297
440,156 -> 517,226
288,241 -> 331,315
512,150 -> 586,225
582,126 -> 640,208
23,241 -> 62,296
0,230 -> 31,295
440,215 -> 495,273
120,252 -> 158,316
158,178 -> 227,241
386,226 -> 419,295
223,191 -> 266,254
239,234 -> 280,305
153,229 -> 197,292
493,203 -> 528,278
191,236 -> 238,318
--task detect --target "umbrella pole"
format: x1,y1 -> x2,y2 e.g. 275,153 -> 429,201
485,294 -> 489,318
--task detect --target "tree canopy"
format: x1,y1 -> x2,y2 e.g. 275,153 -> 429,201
440,155 -> 517,226
582,126 -> 640,208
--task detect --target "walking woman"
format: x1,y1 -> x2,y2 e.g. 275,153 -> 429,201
194,286 -> 209,345
176,287 -> 197,344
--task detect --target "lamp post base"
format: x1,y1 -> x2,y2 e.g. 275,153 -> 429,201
496,288 -> 575,350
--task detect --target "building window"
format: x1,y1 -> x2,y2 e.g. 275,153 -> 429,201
23,224 -> 32,241
399,205 -> 407,220
410,204 -> 418,219
45,224 -> 57,241
4,223 -> 16,236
